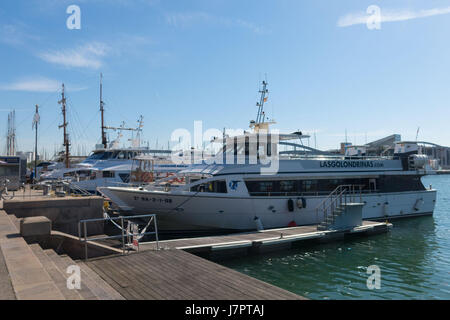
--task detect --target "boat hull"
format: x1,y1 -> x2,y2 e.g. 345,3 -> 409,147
99,187 -> 437,231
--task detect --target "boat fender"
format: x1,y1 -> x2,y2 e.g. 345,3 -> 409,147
254,216 -> 264,231
413,198 -> 424,211
288,199 -> 294,212
297,198 -> 306,209
164,183 -> 171,192
288,221 -> 297,227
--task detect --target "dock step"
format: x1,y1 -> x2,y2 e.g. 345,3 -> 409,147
30,244 -> 83,300
0,210 -> 65,300
43,249 -> 98,300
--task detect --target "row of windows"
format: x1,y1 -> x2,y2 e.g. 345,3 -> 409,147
0,166 -> 19,176
184,175 -> 425,196
245,176 -> 425,196
245,178 -> 374,196
87,151 -> 138,161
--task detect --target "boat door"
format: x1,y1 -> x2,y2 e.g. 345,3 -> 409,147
369,178 -> 377,192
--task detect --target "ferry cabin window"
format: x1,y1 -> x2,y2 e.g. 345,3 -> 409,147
280,180 -> 295,192
378,175 -> 425,192
245,178 -> 376,196
191,180 -> 227,193
102,171 -> 115,178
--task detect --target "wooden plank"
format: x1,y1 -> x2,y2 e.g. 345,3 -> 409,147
77,261 -> 125,300
104,255 -> 182,300
89,259 -> 149,300
160,251 -> 275,300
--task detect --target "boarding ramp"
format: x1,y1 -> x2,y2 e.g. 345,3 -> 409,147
316,185 -> 365,231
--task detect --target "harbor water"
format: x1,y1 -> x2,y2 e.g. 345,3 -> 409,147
221,175 -> 450,299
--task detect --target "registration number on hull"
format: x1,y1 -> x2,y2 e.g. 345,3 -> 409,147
133,196 -> 173,204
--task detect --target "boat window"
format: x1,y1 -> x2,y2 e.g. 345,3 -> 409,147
280,180 -> 295,192
119,173 -> 130,183
99,152 -> 114,160
86,152 -> 104,160
191,180 -> 227,193
302,180 -> 317,193
0,166 -> 19,176
102,171 -> 115,178
117,152 -> 126,160
378,175 -> 425,192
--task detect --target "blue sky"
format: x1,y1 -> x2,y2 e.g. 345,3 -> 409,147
1,0 -> 450,157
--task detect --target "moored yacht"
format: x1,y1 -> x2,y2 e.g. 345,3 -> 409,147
98,82 -> 437,232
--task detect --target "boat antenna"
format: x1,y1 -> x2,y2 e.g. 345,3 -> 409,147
133,115 -> 144,148
416,127 -> 420,142
100,73 -> 107,149
256,80 -> 268,124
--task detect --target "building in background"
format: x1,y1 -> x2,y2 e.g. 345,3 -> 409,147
332,134 -> 449,169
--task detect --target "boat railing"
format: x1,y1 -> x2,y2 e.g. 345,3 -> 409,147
279,154 -> 400,161
315,185 -> 364,226
78,213 -> 159,261
248,188 -> 377,197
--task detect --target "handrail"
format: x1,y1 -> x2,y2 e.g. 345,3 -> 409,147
78,213 -> 159,261
315,184 -> 364,228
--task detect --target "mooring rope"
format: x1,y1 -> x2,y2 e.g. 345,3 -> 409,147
103,209 -> 154,240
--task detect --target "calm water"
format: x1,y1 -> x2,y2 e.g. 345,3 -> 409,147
221,175 -> 450,299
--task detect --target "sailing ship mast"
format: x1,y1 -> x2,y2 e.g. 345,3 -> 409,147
98,74 -> 143,149
100,73 -> 107,149
58,84 -> 70,168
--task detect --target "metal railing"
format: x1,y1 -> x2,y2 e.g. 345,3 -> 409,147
315,185 -> 364,227
78,213 -> 159,261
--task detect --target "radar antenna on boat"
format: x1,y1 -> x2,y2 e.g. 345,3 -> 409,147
249,80 -> 276,133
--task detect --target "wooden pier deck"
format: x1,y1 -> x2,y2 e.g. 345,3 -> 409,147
139,221 -> 391,255
86,249 -> 304,300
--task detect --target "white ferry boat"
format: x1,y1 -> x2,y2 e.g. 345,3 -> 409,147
98,82 -> 437,232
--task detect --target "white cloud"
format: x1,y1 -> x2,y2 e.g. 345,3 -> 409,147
0,23 -> 40,46
0,77 -> 86,92
166,12 -> 268,35
338,6 -> 450,27
38,42 -> 109,69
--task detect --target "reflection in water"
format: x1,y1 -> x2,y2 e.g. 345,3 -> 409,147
220,175 -> 450,299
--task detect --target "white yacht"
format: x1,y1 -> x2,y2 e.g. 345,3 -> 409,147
98,82 -> 437,232
39,147 -> 184,193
